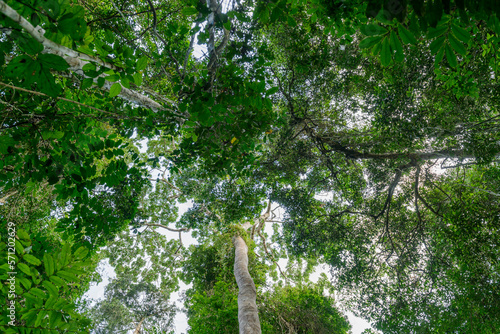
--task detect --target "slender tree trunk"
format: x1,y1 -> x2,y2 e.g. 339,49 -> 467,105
233,235 -> 261,334
133,316 -> 146,334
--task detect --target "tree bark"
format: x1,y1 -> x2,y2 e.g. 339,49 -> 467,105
133,316 -> 146,334
233,235 -> 261,334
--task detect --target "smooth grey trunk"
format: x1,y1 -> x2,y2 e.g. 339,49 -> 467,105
233,235 -> 261,334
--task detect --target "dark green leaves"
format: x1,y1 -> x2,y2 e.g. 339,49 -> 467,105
380,37 -> 391,66
361,24 -> 388,36
397,24 -> 417,45
359,36 -> 384,49
17,34 -> 43,55
451,23 -> 470,43
38,54 -> 69,71
58,11 -> 87,40
6,55 -> 33,77
445,43 -> 457,67
182,6 -> 198,16
38,67 -> 61,97
430,36 -> 446,55
448,34 -> 466,56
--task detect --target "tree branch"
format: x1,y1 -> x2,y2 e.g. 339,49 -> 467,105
141,223 -> 190,233
0,0 -> 118,70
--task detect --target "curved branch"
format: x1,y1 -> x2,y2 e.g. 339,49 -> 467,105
141,223 -> 190,233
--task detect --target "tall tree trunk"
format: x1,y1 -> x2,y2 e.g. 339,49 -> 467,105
233,235 -> 261,334
133,316 -> 146,334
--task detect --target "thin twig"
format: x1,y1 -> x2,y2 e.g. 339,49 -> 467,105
0,81 -> 121,117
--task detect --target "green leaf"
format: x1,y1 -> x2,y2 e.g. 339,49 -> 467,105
106,74 -> 120,82
30,287 -> 47,299
49,275 -> 66,287
46,295 -> 58,308
380,37 -> 391,66
35,310 -> 47,327
435,45 -> 445,66
448,34 -> 467,56
397,24 -> 417,45
57,243 -> 71,269
361,24 -> 388,36
104,29 -> 115,43
121,77 -> 130,89
359,36 -> 384,49
109,82 -> 122,97
19,277 -> 32,290
73,246 -> 89,260
58,14 -> 87,40
49,311 -> 63,328
182,6 -> 198,16
390,31 -> 404,62
427,25 -> 448,39
133,72 -> 143,86
287,16 -> 297,27
6,55 -> 34,77
42,280 -> 59,296
0,135 -> 16,154
17,229 -> 30,241
445,43 -> 458,68
21,310 -> 38,324
17,34 -> 43,55
97,77 -> 105,87
136,57 -> 149,71
260,7 -> 269,23
38,54 -> 69,71
23,254 -> 41,266
429,36 -> 446,55
57,270 -> 79,282
18,263 -> 31,276
451,23 -> 470,43
82,63 -> 96,71
15,239 -> 24,254
38,68 -> 61,97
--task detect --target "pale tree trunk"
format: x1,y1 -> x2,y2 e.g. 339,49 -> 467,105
133,316 -> 146,334
233,235 -> 261,334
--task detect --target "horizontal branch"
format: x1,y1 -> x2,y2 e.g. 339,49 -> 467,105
142,223 -> 190,232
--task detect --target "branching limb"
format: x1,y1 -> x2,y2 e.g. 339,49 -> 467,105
257,229 -> 287,279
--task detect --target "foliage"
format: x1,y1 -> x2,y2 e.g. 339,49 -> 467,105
0,229 -> 94,332
260,285 -> 351,334
1,0 -> 500,332
89,274 -> 176,334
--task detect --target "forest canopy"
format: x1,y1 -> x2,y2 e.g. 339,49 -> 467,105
1,0 -> 499,333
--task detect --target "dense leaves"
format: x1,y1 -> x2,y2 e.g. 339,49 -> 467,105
1,0 -> 500,333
